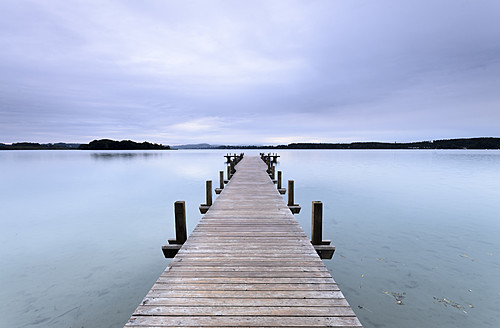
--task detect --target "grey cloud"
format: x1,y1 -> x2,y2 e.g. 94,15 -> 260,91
1,0 -> 499,144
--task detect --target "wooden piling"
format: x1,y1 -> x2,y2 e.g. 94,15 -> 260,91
311,201 -> 323,245
287,180 -> 294,206
206,180 -> 212,206
311,201 -> 335,259
230,161 -> 235,175
163,201 -> 187,258
287,180 -> 301,214
277,171 -> 286,194
199,180 -> 212,214
215,171 -> 224,194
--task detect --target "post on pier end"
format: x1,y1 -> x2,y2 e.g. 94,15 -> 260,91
230,160 -> 236,176
215,171 -> 224,194
311,201 -> 335,259
199,180 -> 212,214
162,201 -> 187,258
277,171 -> 286,194
226,165 -> 231,183
287,180 -> 301,214
270,165 -> 277,183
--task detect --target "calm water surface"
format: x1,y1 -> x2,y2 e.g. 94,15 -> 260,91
1,150 -> 499,327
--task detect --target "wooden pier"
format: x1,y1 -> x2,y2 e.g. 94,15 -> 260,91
125,156 -> 362,327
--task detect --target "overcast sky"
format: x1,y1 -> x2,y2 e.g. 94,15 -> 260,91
1,0 -> 499,145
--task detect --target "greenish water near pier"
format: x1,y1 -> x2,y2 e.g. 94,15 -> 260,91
1,150 -> 499,327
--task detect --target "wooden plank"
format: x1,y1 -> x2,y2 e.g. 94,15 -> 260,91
178,251 -> 314,258
154,278 -> 336,285
188,233 -> 309,237
126,316 -> 362,327
137,297 -> 350,307
172,254 -> 321,260
133,305 -> 357,316
166,266 -> 330,272
170,258 -> 324,263
166,261 -> 326,267
176,245 -> 316,250
193,224 -> 303,229
174,253 -> 320,257
191,228 -> 306,233
148,283 -> 339,291
183,239 -> 314,244
159,272 -> 332,278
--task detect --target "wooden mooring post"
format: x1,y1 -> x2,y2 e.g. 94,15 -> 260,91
311,201 -> 335,259
226,165 -> 231,183
277,171 -> 286,194
199,180 -> 212,214
270,165 -> 276,182
225,153 -> 244,166
230,160 -> 236,176
311,201 -> 323,246
287,180 -> 301,214
162,201 -> 187,258
215,170 -> 224,194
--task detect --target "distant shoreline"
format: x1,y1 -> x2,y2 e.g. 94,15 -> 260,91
1,137 -> 500,150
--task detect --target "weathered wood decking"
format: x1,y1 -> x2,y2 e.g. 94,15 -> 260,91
125,156 -> 362,327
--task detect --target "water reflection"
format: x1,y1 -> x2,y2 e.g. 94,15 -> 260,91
90,151 -> 164,160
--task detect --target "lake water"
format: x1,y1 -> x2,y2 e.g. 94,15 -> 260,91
1,149 -> 499,327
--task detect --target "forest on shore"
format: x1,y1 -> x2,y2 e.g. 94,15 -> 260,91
0,139 -> 169,150
78,139 -> 170,150
1,137 -> 499,150
215,137 -> 500,150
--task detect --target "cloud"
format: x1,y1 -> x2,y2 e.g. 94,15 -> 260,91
1,0 -> 499,144
169,117 -> 228,133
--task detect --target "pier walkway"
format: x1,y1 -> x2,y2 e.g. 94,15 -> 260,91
125,156 -> 362,327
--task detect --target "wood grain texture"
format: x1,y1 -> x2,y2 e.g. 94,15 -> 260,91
125,156 -> 362,327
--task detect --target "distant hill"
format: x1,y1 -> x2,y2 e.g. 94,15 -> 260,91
79,139 -> 170,150
172,143 -> 220,149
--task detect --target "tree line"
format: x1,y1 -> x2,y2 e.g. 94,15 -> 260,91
2,137 -> 499,150
78,139 -> 170,150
